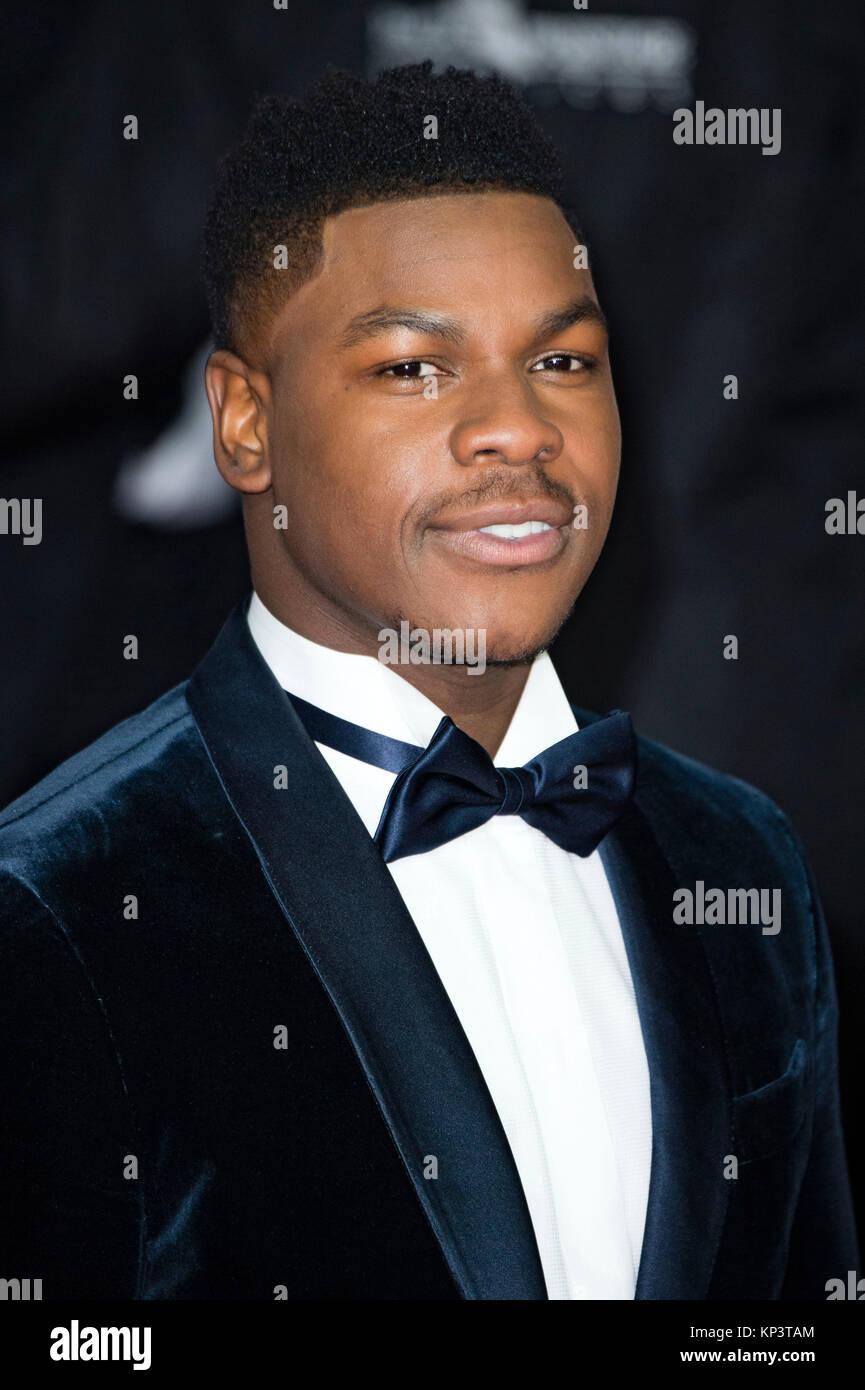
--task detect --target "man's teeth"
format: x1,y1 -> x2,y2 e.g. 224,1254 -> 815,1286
477,521 -> 554,539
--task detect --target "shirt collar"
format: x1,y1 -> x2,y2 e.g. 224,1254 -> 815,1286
247,591 -> 578,767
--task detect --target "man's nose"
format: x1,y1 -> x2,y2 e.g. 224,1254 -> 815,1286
448,370 -> 564,470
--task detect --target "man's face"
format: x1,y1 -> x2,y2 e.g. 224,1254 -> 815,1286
252,190 -> 620,662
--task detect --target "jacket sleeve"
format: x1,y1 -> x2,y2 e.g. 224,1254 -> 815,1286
0,872 -> 143,1299
780,830 -> 859,1298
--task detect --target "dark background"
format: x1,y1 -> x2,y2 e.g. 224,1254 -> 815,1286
2,0 -> 862,1236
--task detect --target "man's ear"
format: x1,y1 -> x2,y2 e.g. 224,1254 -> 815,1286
205,350 -> 273,494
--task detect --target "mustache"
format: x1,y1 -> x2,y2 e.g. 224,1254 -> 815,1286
416,466 -> 576,528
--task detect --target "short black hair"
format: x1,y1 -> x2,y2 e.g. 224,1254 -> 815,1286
202,60 -> 575,359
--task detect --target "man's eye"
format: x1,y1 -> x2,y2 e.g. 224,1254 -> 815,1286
531,354 -> 590,373
380,360 -> 440,379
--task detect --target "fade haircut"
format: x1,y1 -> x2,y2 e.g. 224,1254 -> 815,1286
202,60 -> 576,361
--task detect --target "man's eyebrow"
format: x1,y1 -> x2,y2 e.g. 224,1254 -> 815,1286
336,295 -> 608,351
337,306 -> 466,350
532,296 -> 608,341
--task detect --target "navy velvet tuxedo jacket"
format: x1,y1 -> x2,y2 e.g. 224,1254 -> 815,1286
0,602 -> 857,1300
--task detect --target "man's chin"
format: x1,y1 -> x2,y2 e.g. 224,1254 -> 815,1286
481,622 -> 568,668
482,640 -> 548,668
381,605 -> 574,670
481,607 -> 575,667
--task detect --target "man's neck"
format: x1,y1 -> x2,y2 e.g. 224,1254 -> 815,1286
251,583 -> 532,759
380,659 -> 532,760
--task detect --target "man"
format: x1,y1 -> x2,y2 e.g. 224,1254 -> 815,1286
0,61 -> 857,1300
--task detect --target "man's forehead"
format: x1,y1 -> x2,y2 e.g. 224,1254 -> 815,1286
318,188 -> 570,266
278,190 -> 584,341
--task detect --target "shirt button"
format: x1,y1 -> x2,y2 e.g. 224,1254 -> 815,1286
570,1284 -> 588,1300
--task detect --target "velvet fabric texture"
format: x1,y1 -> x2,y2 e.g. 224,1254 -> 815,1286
0,599 -> 857,1299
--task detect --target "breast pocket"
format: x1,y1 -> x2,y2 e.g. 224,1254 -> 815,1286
731,1038 -> 811,1164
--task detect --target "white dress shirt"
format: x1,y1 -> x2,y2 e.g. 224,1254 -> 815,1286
247,592 -> 652,1300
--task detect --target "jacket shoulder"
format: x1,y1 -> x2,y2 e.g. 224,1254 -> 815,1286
574,702 -> 804,872
635,726 -> 784,823
632,725 -> 809,888
0,682 -> 200,859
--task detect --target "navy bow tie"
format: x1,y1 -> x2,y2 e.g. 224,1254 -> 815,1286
287,691 -> 638,863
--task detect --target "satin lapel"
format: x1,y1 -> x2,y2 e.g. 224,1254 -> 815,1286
186,602 -> 548,1300
575,706 -> 732,1301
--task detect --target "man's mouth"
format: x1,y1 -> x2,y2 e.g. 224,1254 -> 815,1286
426,500 -> 573,567
477,519 -> 554,539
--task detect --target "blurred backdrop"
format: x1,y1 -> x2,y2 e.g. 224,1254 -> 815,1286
1,0 -> 862,1233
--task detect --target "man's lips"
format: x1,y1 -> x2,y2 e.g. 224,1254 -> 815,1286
426,500 -> 573,568
430,500 -> 574,531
